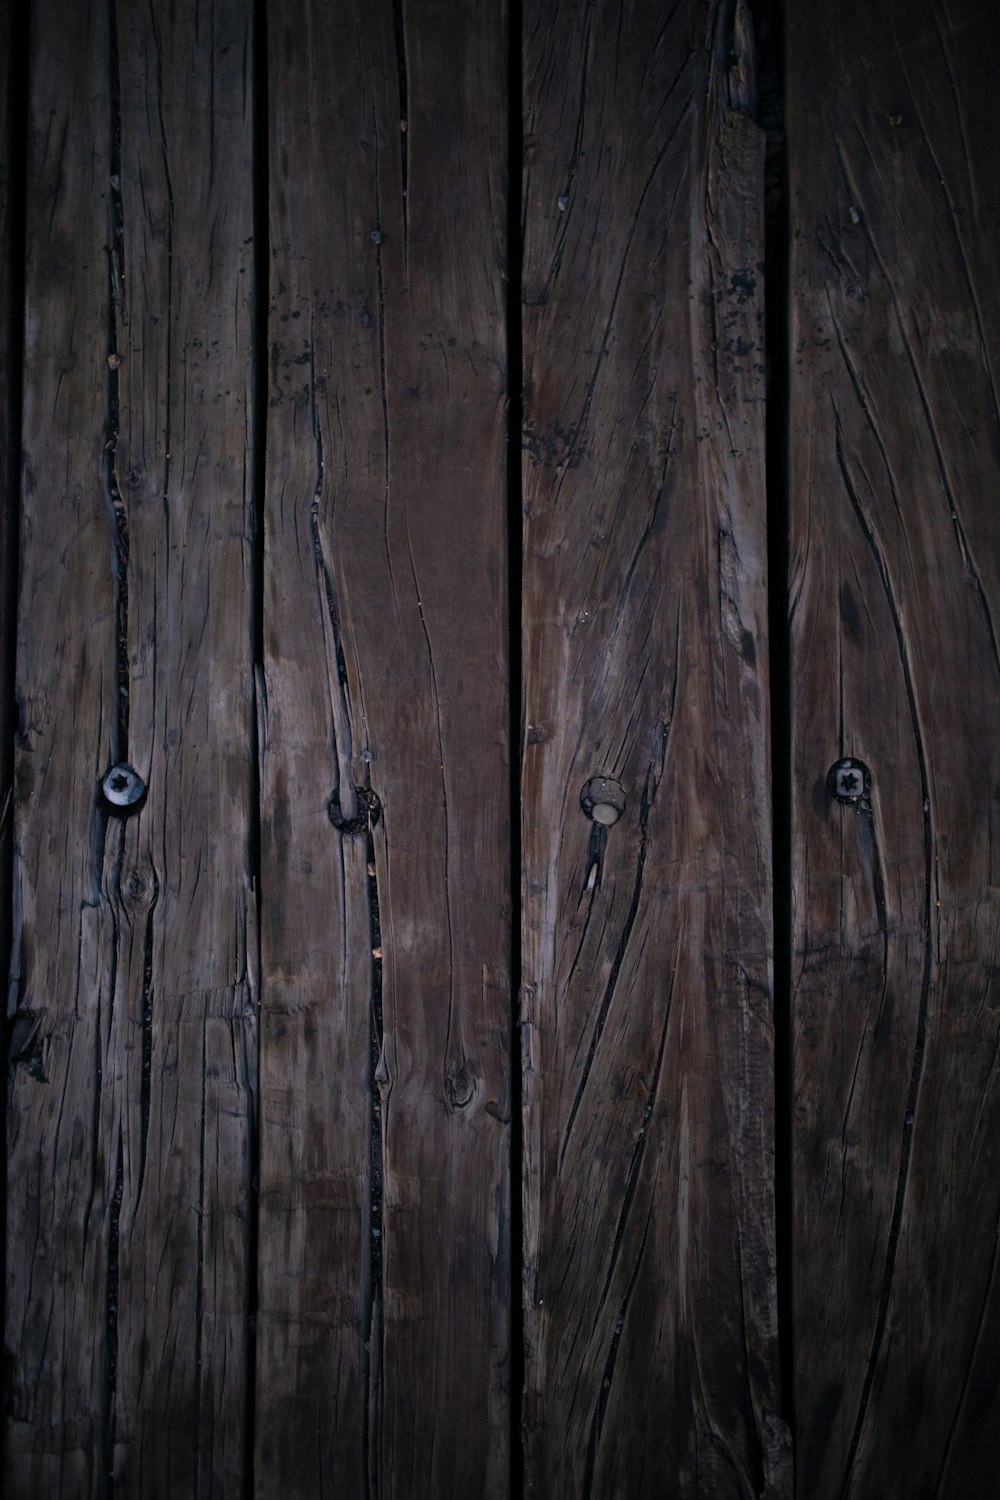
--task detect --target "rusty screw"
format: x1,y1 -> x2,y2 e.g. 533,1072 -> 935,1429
827,757 -> 870,805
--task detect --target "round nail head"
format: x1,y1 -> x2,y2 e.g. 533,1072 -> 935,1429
827,756 -> 870,804
580,775 -> 626,825
102,762 -> 146,813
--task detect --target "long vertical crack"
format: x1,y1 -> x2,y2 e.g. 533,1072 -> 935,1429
244,0 -> 269,1491
101,9 -> 128,1492
390,0 -> 408,266
753,0 -> 794,1444
363,811 -> 386,1500
835,424 -> 934,1498
104,0 -> 128,765
507,0 -> 525,1490
104,1137 -> 124,1497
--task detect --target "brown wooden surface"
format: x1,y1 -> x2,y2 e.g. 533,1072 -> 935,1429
255,2 -> 510,1495
520,2 -> 788,1494
5,1 -> 256,1492
8,2 -> 1000,1495
788,3 -> 1000,1495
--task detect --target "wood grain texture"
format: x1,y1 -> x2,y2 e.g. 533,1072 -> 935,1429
5,1 -> 256,1493
0,0 -> 18,1119
787,3 -> 1000,1495
256,2 -> 510,1495
520,2 -> 788,1494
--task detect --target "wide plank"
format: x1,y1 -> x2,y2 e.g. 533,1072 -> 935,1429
5,2 -> 256,1492
520,2 -> 788,1494
256,2 -> 510,1495
787,3 -> 1000,1494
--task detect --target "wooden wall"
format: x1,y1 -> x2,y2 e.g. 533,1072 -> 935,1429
1,1 -> 998,1497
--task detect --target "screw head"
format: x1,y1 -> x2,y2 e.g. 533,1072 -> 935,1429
580,775 -> 626,826
102,762 -> 147,813
827,756 -> 870,805
328,785 -> 382,835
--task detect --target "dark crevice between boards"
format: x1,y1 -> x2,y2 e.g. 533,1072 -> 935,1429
0,0 -> 29,1469
391,0 -> 408,252
506,0 -> 525,1494
104,1137 -> 124,1496
102,11 -> 128,1490
105,0 -> 129,764
364,806 -> 385,1500
245,0 -> 268,1494
753,0 -> 794,1446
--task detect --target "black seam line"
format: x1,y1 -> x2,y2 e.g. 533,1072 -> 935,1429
244,0 -> 268,1493
105,0 -> 128,763
507,0 -> 524,1493
753,0 -> 794,1449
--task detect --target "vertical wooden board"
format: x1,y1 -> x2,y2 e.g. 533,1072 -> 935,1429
257,3 -> 510,1496
5,2 -> 255,1494
0,0 -> 19,1149
520,2 -> 787,1495
788,3 -> 1000,1494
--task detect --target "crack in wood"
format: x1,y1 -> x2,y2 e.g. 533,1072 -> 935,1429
363,808 -> 386,1500
834,416 -> 934,1498
308,355 -> 358,823
391,0 -> 409,266
104,1135 -> 124,1497
581,1206 -> 654,1500
559,768 -> 657,1174
104,0 -> 129,765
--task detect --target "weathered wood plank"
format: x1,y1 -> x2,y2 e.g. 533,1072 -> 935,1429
5,2 -> 256,1493
0,0 -> 21,1131
520,2 -> 787,1494
788,3 -> 1000,1494
256,2 -> 510,1495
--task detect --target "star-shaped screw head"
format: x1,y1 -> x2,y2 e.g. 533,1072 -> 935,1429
101,763 -> 147,814
827,757 -> 871,805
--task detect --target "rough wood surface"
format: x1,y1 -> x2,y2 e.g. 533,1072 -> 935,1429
520,2 -> 788,1494
5,1 -> 256,1492
787,3 -> 1000,1495
0,0 -> 18,1132
255,2 -> 510,1495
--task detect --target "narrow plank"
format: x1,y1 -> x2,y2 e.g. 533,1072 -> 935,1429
0,0 -> 24,1419
5,1 -> 255,1493
520,2 -> 788,1495
257,2 -> 510,1495
0,0 -> 20,1079
787,3 -> 1000,1494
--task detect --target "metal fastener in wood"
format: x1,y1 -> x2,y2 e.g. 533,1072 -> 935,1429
101,763 -> 147,813
826,756 -> 870,805
580,775 -> 626,826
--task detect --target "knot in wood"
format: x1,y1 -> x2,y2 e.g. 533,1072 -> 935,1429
444,1063 -> 476,1111
121,864 -> 158,912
